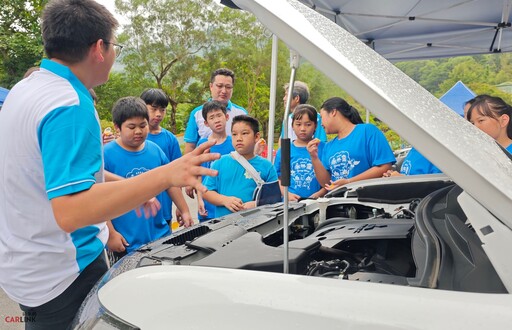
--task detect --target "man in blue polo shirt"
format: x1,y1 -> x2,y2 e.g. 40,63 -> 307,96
184,68 -> 248,154
0,1 -> 219,328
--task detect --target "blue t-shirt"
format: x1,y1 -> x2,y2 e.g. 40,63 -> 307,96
104,140 -> 171,253
274,142 -> 324,198
203,154 -> 278,218
321,124 -> 395,180
197,136 -> 234,220
184,100 -> 247,145
506,144 -> 512,153
146,128 -> 182,221
280,112 -> 327,142
399,148 -> 442,175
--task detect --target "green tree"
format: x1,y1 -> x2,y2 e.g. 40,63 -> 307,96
0,0 -> 46,88
115,0 -> 224,133
94,72 -> 148,121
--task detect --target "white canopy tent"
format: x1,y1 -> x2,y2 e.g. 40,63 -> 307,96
297,0 -> 512,61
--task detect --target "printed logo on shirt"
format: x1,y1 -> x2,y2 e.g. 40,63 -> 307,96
291,158 -> 315,190
244,170 -> 261,180
400,160 -> 412,175
329,151 -> 360,180
126,167 -> 150,178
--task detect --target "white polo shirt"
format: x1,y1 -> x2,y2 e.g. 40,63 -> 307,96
0,59 -> 108,307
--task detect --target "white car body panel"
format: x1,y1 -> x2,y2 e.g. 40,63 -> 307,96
99,266 -> 512,329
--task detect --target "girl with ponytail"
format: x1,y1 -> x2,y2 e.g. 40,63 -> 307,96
307,97 -> 395,191
466,95 -> 512,152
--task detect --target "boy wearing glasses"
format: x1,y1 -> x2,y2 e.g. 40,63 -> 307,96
184,68 -> 248,154
0,0 -> 218,328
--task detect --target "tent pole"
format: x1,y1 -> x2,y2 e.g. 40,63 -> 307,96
267,34 -> 278,161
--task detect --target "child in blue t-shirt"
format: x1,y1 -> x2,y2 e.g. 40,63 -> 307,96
140,88 -> 191,227
104,97 -> 192,257
196,101 -> 235,221
275,104 -> 326,200
203,115 -> 278,218
308,97 -> 395,190
383,148 -> 442,177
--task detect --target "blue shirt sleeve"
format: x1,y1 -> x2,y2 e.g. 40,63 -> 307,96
184,107 -> 200,144
39,105 -> 102,199
274,148 -> 282,177
366,125 -> 396,166
168,134 -> 182,161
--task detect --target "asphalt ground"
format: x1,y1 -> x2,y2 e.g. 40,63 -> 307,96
0,192 -> 199,329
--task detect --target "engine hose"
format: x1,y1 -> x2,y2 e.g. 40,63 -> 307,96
318,245 -> 362,263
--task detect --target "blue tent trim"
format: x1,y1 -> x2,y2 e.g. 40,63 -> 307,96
439,81 -> 476,117
0,87 -> 9,107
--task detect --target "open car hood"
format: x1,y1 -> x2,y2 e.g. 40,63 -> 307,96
228,0 -> 512,230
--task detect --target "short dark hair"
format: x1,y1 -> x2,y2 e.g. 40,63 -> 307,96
284,81 -> 309,104
321,97 -> 363,125
112,97 -> 149,128
232,115 -> 259,134
292,104 -> 318,124
42,0 -> 118,63
210,68 -> 235,84
202,100 -> 227,120
140,88 -> 169,108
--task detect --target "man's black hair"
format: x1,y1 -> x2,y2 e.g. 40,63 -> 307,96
210,68 -> 235,84
42,0 -> 118,63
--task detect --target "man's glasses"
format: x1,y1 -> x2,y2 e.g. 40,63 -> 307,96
214,83 -> 233,91
103,40 -> 124,58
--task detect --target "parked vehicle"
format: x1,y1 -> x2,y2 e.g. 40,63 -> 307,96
73,0 -> 512,328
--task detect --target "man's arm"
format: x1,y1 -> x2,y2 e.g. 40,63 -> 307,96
106,220 -> 129,252
51,141 -> 219,233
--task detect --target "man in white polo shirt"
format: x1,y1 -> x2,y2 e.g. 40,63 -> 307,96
183,68 -> 248,154
0,1 -> 219,328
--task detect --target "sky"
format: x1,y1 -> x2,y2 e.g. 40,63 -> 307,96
94,0 -> 128,25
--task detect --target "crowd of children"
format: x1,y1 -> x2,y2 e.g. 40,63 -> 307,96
100,84 -> 512,267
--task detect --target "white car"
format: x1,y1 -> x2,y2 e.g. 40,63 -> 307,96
73,0 -> 512,328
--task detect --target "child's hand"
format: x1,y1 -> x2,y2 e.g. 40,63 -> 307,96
288,192 -> 301,201
223,196 -> 244,213
307,138 -> 321,159
324,179 -> 348,191
102,127 -> 115,145
383,170 -> 402,177
198,199 -> 208,217
107,230 -> 129,253
135,197 -> 161,219
242,201 -> 256,210
185,186 -> 196,199
177,210 -> 193,228
254,138 -> 266,156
